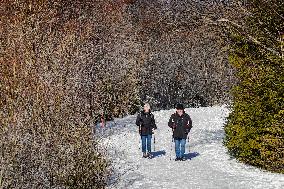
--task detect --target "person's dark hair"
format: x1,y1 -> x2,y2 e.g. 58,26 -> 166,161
175,103 -> 184,110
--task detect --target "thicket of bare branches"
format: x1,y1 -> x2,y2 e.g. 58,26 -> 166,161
123,0 -> 240,109
86,0 -> 241,110
0,1 -> 114,188
0,0 -> 242,187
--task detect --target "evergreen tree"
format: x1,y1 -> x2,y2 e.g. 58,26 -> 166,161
225,0 -> 284,173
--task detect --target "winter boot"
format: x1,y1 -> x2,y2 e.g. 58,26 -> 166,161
175,157 -> 181,161
143,152 -> 148,158
147,152 -> 152,159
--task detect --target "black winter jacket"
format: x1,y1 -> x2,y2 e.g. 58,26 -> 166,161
136,111 -> 157,135
168,112 -> 192,139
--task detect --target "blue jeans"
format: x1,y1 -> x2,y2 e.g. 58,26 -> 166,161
141,135 -> 152,153
175,139 -> 186,158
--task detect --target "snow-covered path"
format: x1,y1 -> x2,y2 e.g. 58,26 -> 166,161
100,106 -> 284,189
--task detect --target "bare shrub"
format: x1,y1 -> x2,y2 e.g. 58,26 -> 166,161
0,1 -> 112,188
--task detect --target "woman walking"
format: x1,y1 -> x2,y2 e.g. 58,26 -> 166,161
136,103 -> 157,158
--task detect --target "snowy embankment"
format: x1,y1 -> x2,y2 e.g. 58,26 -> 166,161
96,106 -> 284,189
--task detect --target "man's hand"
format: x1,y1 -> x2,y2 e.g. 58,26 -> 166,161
185,128 -> 190,134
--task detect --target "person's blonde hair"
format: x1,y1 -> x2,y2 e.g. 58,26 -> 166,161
144,103 -> 151,110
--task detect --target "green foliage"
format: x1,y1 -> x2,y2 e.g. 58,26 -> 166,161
225,0 -> 284,173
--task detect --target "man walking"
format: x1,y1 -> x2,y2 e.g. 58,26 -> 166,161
168,103 -> 192,161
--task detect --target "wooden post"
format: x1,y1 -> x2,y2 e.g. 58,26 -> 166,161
100,113 -> 105,128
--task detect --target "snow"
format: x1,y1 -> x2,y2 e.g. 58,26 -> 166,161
97,106 -> 284,189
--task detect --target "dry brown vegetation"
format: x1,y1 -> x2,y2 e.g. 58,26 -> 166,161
1,0 -> 243,188
124,0 -> 241,109
0,1 -> 113,188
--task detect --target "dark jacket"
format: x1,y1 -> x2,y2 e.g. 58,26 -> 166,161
168,112 -> 192,139
136,111 -> 157,135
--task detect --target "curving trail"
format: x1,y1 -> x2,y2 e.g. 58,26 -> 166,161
99,106 -> 284,189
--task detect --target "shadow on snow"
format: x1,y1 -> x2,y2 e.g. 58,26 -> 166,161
151,150 -> 166,158
183,152 -> 200,160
